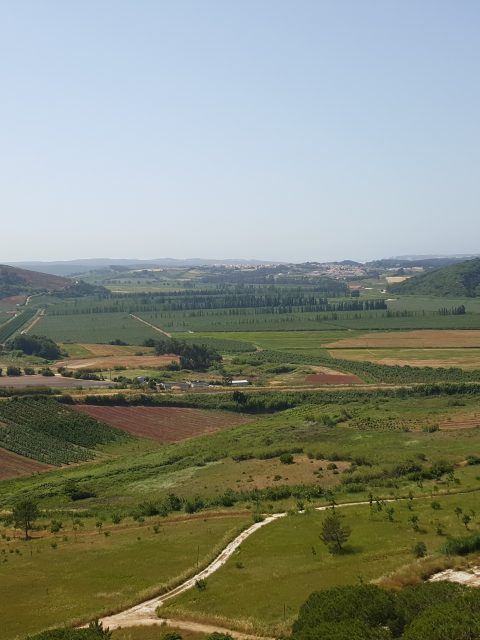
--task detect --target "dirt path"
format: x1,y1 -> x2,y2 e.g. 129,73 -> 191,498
21,308 -> 45,334
130,313 -> 172,338
95,502 -> 374,633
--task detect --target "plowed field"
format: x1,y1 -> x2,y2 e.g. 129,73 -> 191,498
73,406 -> 252,442
0,447 -> 52,479
326,330 -> 480,349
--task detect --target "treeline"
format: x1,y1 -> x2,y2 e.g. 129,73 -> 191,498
79,381 -> 480,413
145,337 -> 222,371
233,349 -> 480,384
6,334 -> 61,359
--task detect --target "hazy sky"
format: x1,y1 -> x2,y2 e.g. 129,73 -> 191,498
1,0 -> 479,263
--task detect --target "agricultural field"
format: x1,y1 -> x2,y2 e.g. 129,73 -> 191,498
32,312 -> 160,344
326,329 -> 480,349
330,348 -> 480,369
0,512 -> 248,640
0,397 -> 126,465
74,406 -> 253,442
0,448 -> 52,480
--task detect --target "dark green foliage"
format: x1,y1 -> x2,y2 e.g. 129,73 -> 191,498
319,510 -> 351,553
0,397 -> 127,465
152,338 -> 222,371
442,532 -> 480,555
293,583 -> 480,640
395,582 -> 465,629
8,334 -> 61,359
402,593 -> 480,640
390,258 -> 480,297
13,498 -> 39,538
293,585 -> 396,635
294,620 -> 391,640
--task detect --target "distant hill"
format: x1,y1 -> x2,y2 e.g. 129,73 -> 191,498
390,258 -> 480,297
0,265 -> 107,300
0,264 -> 70,298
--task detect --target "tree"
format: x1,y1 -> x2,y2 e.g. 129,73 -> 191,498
320,510 -> 351,553
13,499 -> 39,539
413,542 -> 427,558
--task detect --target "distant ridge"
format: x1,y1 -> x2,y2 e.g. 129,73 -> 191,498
389,258 -> 480,297
8,258 -> 281,276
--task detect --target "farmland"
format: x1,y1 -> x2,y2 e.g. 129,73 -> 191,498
32,312 -> 160,344
0,448 -> 52,480
74,406 -> 253,442
2,262 -> 480,639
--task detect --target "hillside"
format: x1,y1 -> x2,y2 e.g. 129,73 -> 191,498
0,264 -> 70,299
0,265 -> 108,300
389,257 -> 480,297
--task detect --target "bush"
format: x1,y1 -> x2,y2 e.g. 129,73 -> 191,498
6,366 -> 22,376
443,532 -> 480,555
292,585 -> 396,635
412,542 -> 427,558
280,453 -> 294,465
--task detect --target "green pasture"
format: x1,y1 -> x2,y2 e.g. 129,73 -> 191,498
163,492 -> 480,631
33,313 -> 159,345
0,513 -> 247,640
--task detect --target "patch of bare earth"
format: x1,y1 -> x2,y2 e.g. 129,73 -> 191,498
0,447 -> 52,479
56,354 -> 179,370
326,329 -> 480,349
73,406 -> 252,442
79,344 -> 156,357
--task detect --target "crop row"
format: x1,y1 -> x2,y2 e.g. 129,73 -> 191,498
0,397 -> 126,449
0,308 -> 36,343
0,422 -> 92,465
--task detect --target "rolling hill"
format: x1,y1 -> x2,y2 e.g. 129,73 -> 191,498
390,258 -> 480,297
0,264 -> 108,300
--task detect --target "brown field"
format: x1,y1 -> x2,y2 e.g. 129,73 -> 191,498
79,344 -> 156,357
0,295 -> 27,306
326,329 -> 480,349
438,413 -> 480,431
329,348 -> 480,369
73,406 -> 252,442
57,354 -> 179,370
0,447 -> 52,480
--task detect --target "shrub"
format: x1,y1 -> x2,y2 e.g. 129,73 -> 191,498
280,453 -> 294,465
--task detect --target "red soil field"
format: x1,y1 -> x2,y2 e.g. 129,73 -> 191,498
0,447 -> 52,480
305,373 -> 363,385
74,406 -> 252,442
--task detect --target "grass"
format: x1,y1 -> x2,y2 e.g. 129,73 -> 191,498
0,513 -> 248,640
33,313 -> 159,345
162,492 -> 480,630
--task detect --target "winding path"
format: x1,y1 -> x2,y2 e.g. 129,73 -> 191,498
95,501 -> 373,633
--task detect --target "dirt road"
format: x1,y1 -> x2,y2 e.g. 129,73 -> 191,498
130,314 -> 172,338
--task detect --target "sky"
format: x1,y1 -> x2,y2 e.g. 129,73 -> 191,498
1,0 -> 479,263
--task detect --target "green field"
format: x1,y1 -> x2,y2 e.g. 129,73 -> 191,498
163,492 -> 480,632
0,513 -> 247,639
33,313 -> 159,344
